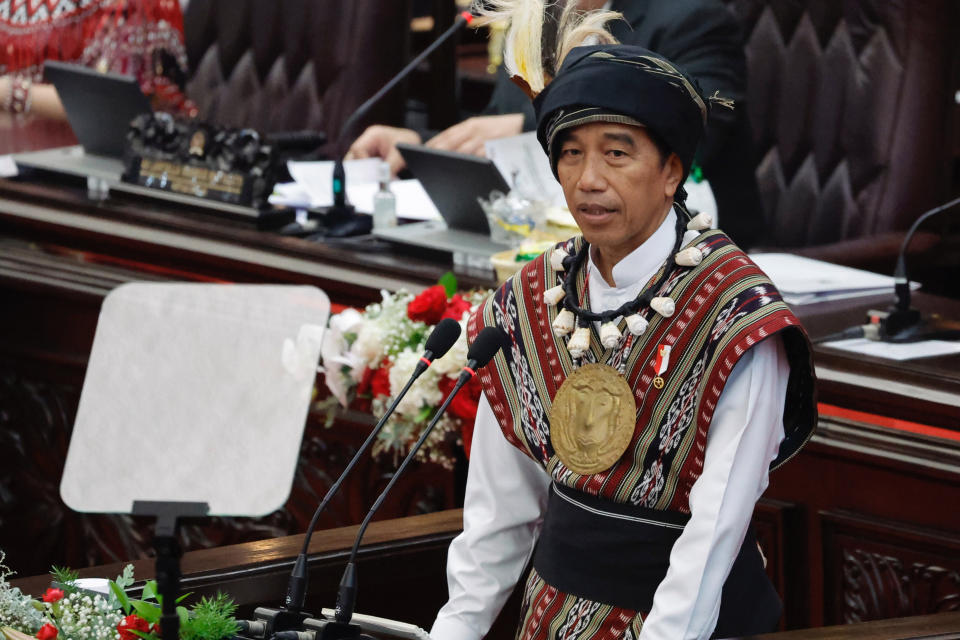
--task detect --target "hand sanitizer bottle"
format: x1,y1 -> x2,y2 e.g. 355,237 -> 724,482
372,161 -> 396,229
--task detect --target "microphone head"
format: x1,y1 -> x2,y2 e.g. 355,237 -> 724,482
468,327 -> 508,368
425,318 -> 462,359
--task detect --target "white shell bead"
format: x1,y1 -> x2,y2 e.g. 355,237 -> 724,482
567,327 -> 591,359
551,248 -> 569,271
651,296 -> 675,317
599,322 -> 621,348
686,212 -> 713,231
553,309 -> 576,336
625,314 -> 649,335
675,247 -> 704,267
543,285 -> 565,305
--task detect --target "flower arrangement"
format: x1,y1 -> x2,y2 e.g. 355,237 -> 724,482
319,276 -> 491,469
0,554 -> 238,640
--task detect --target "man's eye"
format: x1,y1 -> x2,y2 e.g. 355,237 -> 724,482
608,149 -> 628,158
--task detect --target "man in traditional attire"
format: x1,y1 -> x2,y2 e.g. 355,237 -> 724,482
428,28 -> 816,640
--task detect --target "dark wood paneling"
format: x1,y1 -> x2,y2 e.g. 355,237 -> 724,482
822,510 -> 960,625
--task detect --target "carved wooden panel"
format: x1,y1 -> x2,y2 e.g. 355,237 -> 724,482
754,498 -> 805,630
822,510 -> 960,625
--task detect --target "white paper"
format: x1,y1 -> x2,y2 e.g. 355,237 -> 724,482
485,132 -> 566,208
750,252 -> 914,305
269,181 -> 313,208
823,338 -> 960,361
285,159 -> 440,221
0,155 -> 18,178
684,178 -> 717,225
287,158 -> 381,208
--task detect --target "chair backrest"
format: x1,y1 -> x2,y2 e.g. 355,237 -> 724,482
183,0 -> 412,155
723,0 -> 958,249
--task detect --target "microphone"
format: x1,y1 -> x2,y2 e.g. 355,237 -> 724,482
255,319 -> 462,637
812,195 -> 960,345
324,11 -> 474,219
881,195 -> 960,342
332,327 -> 506,633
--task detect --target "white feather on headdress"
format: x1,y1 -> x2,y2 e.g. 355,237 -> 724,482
471,0 -> 622,95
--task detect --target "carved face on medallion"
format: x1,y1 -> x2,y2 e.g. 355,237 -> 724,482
550,363 -> 636,475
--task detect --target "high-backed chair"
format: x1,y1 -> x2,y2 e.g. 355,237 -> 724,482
183,0 -> 412,156
724,0 -> 958,275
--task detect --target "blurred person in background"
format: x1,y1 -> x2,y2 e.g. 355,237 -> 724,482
346,0 -> 764,248
0,0 -> 195,120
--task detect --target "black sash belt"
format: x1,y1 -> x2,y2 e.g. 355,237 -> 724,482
533,483 -> 782,637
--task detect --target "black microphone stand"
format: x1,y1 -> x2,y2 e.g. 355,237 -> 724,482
330,367 -> 481,638
883,195 -> 960,342
320,11 -> 474,224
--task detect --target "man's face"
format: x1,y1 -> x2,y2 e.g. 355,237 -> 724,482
557,122 -> 682,267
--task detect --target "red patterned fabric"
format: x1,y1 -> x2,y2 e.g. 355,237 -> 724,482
467,231 -> 815,514
0,0 -> 194,115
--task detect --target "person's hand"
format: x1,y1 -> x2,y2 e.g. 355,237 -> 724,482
345,125 -> 421,176
426,113 -> 524,156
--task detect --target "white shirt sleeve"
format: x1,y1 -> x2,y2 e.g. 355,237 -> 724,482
638,336 -> 790,640
429,393 -> 551,640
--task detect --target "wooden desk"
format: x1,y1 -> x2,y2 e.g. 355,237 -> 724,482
10,510 -> 960,640
2,120 -> 960,633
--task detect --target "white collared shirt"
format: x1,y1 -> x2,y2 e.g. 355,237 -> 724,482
430,212 -> 789,640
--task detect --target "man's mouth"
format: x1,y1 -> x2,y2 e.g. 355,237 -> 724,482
576,204 -> 618,217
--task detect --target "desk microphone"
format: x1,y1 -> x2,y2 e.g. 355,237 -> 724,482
332,327 -> 507,632
814,195 -> 960,345
251,318 -> 462,637
324,11 -> 474,219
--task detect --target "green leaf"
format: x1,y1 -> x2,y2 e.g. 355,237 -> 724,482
131,599 -> 161,623
177,606 -> 190,627
115,565 -> 135,590
176,593 -> 191,604
141,581 -> 158,602
110,581 -> 131,614
438,271 -> 458,298
415,404 -> 436,423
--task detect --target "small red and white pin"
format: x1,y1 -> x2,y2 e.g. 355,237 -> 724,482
652,344 -> 671,389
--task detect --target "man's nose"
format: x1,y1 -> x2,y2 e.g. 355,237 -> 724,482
577,154 -> 607,192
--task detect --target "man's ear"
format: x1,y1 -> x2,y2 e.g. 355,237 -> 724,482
663,153 -> 684,198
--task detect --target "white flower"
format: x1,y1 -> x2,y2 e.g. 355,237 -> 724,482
351,320 -> 385,365
390,349 -> 443,417
431,321 -> 469,376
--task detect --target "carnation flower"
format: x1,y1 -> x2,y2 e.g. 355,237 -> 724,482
407,285 -> 448,324
350,321 -> 385,366
36,623 -> 58,640
117,614 -> 151,640
42,588 -> 64,603
431,321 -> 469,377
390,349 -> 443,417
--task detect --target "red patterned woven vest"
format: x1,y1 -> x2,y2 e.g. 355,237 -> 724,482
467,230 -> 816,513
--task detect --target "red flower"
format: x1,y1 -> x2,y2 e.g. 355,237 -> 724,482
117,614 -> 152,640
42,587 -> 64,603
438,375 -> 483,457
441,293 -> 472,322
407,285 -> 448,325
36,624 -> 58,640
369,362 -> 392,398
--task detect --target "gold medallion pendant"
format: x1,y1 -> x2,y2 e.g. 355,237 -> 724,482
550,363 -> 637,475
